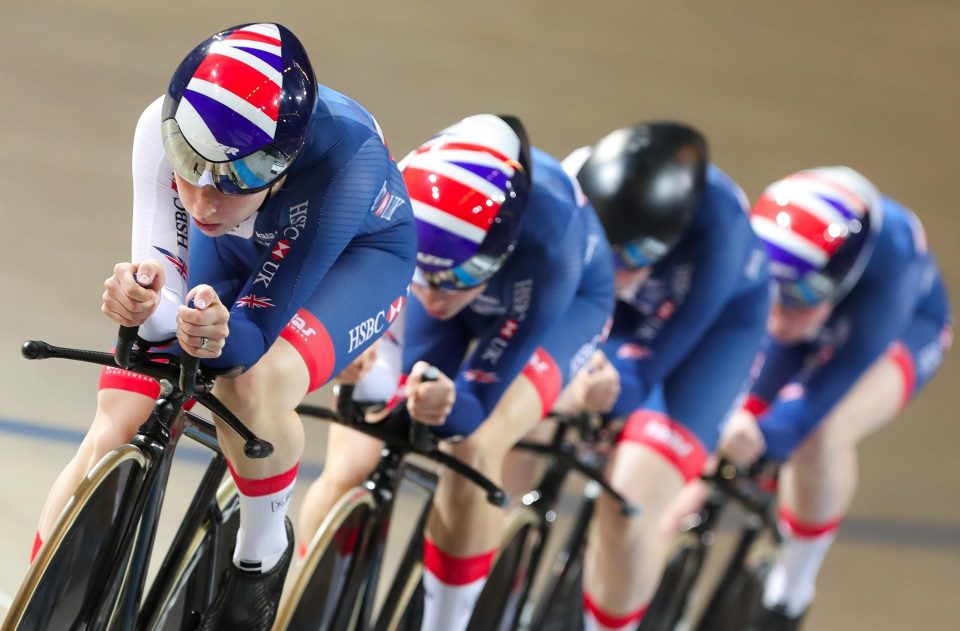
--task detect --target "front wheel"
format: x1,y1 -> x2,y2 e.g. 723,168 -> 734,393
2,445 -> 148,631
466,509 -> 540,631
140,475 -> 240,631
639,533 -> 706,631
273,487 -> 378,631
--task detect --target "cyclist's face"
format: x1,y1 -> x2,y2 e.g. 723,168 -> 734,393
173,173 -> 270,236
768,300 -> 833,344
411,282 -> 488,320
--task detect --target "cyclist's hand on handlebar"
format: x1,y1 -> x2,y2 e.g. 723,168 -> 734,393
101,260 -> 165,326
335,342 -> 379,385
405,361 -> 454,425
178,285 -> 230,358
718,409 -> 765,467
573,351 -> 621,414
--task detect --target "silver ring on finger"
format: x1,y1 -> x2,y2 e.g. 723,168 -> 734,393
199,336 -> 209,351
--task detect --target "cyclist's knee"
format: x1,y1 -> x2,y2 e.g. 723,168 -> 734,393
791,421 -> 857,469
607,442 -> 687,513
323,453 -> 373,491
216,340 -> 310,417
446,435 -> 500,473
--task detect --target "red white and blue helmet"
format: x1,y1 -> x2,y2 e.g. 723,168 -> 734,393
750,167 -> 882,307
400,114 -> 532,290
161,23 -> 317,194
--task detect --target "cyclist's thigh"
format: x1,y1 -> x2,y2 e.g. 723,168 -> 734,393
279,237 -> 413,395
810,315 -> 951,451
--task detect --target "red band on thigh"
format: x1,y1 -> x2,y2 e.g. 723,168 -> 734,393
423,538 -> 494,586
886,341 -> 916,411
98,366 -> 161,399
619,410 -> 708,483
227,461 -> 299,497
521,347 -> 562,418
582,591 -> 648,628
778,506 -> 841,538
280,309 -> 336,393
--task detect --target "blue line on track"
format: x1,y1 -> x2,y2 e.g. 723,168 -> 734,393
0,416 -> 324,479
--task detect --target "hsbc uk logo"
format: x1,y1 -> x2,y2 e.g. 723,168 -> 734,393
347,295 -> 406,353
255,201 -> 308,288
272,239 -> 291,261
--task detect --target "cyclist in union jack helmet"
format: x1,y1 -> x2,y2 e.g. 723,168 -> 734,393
559,122 -> 770,631
297,113 -> 616,631
717,167 -> 952,629
30,23 -> 418,629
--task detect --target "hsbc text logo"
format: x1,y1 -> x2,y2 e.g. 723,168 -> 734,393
347,296 -> 405,354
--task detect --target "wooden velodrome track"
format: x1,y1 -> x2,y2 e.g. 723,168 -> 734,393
0,1 -> 957,628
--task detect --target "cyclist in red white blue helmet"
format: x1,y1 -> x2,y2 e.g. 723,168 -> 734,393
404,113 -> 532,292
31,23 -> 418,630
719,167 -> 951,628
749,166 -> 882,311
297,113 -> 615,630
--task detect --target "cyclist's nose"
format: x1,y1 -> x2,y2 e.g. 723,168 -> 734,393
192,186 -> 221,219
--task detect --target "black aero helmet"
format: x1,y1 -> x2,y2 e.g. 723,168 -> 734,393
577,122 -> 707,267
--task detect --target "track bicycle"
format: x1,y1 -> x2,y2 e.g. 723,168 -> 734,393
3,326 -> 271,631
640,461 -> 780,631
462,412 -> 637,631
273,378 -> 510,631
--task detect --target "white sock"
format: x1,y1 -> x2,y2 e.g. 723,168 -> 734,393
229,462 -> 298,573
420,539 -> 493,631
763,508 -> 839,617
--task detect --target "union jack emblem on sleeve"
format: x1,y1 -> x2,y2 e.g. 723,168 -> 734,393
153,246 -> 188,280
236,294 -> 275,308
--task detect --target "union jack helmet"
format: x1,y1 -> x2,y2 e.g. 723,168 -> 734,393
399,114 -> 532,290
750,166 -> 882,306
161,23 -> 317,194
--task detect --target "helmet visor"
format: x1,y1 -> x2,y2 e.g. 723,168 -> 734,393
613,236 -> 669,270
416,251 -> 510,291
775,272 -> 836,308
161,119 -> 291,194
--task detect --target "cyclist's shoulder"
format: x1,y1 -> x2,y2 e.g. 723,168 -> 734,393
136,95 -> 165,128
699,165 -> 753,229
862,194 -> 932,281
521,147 -> 591,247
295,85 -> 391,170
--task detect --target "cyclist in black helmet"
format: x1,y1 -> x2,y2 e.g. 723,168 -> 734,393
560,122 -> 770,629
